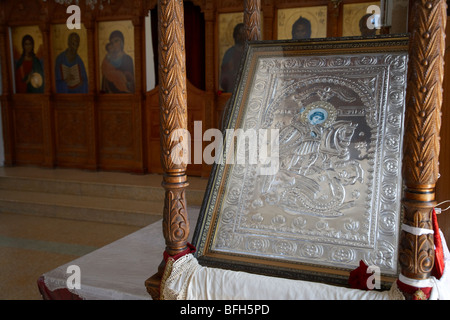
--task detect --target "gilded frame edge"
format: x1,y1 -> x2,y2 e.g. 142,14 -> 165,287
192,34 -> 410,288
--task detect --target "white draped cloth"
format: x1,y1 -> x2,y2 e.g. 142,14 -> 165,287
161,230 -> 450,300
38,204 -> 449,300
161,254 -> 401,300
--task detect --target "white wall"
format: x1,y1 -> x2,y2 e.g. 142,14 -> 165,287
145,11 -> 156,92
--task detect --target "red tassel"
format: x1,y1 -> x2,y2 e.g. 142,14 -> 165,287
432,208 -> 445,279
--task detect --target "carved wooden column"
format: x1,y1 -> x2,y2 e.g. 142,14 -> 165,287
261,1 -> 273,40
39,12 -> 56,168
0,7 -> 13,166
145,0 -> 189,300
204,3 -> 214,93
158,0 -> 189,257
84,11 -> 99,170
203,2 -> 217,176
328,0 -> 342,37
400,0 -> 446,296
244,0 -> 261,41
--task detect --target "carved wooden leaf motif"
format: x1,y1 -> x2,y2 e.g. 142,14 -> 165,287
157,0 -> 190,258
158,0 -> 188,171
162,189 -> 189,250
399,0 -> 446,284
400,231 -> 434,277
400,202 -> 435,277
244,0 -> 261,41
403,0 -> 446,188
417,234 -> 435,272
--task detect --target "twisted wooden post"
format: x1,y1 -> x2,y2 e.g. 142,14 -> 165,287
145,0 -> 189,299
244,0 -> 261,41
400,0 -> 446,297
158,0 -> 189,257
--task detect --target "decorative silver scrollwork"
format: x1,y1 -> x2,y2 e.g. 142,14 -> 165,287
211,50 -> 406,275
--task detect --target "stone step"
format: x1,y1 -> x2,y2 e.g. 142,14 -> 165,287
0,189 -> 166,227
0,167 -> 207,205
0,167 -> 208,227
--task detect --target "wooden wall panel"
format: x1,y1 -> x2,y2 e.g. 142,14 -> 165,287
145,87 -> 163,174
10,96 -> 48,166
186,81 -> 207,176
0,0 -> 431,181
97,96 -> 144,173
53,95 -> 97,170
145,84 -> 209,176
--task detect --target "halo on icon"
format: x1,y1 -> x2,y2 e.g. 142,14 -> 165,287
300,101 -> 337,127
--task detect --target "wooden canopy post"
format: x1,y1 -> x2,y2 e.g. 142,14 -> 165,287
400,0 -> 446,299
146,0 -> 263,300
244,0 -> 262,41
145,0 -> 189,300
158,0 -> 189,258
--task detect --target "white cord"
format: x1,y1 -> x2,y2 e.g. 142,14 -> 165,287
435,200 -> 450,214
402,224 -> 434,236
399,274 -> 436,289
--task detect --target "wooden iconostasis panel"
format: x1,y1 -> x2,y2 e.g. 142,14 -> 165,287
0,0 -> 444,182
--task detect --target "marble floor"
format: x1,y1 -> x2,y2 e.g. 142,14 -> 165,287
0,166 -> 208,300
0,211 -> 141,300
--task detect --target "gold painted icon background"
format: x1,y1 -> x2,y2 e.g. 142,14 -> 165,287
342,1 -> 380,36
51,24 -> 90,89
97,20 -> 135,90
11,25 -> 45,93
277,6 -> 328,40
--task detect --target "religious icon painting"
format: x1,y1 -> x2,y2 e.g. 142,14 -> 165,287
218,12 -> 244,93
193,35 -> 409,288
98,20 -> 135,94
277,6 -> 327,40
11,25 -> 45,94
342,1 -> 381,37
218,12 -> 264,93
51,24 -> 89,94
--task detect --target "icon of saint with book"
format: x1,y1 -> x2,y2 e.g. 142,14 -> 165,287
55,32 -> 88,93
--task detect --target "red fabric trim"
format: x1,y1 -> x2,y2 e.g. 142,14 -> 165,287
163,242 -> 196,262
396,279 -> 432,300
37,276 -> 83,300
432,208 -> 445,279
348,260 -> 372,290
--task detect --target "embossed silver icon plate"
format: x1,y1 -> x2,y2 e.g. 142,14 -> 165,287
193,37 -> 409,284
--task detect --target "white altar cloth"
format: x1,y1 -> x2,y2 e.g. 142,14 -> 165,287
161,253 -> 401,300
39,204 -> 450,300
39,206 -> 201,300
